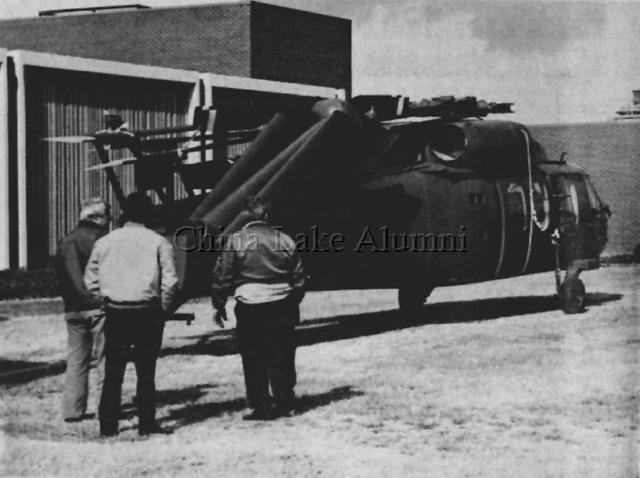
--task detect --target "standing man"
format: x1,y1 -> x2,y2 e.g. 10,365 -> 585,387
85,192 -> 178,437
211,198 -> 306,420
56,198 -> 111,422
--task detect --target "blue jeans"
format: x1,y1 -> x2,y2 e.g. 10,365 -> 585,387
62,310 -> 105,420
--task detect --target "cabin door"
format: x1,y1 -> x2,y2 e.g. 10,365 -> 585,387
495,176 -> 554,276
495,178 -> 531,277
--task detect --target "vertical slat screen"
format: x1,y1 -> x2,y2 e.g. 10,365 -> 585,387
25,67 -> 192,264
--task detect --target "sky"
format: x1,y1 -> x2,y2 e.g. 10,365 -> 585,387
1,0 -> 638,124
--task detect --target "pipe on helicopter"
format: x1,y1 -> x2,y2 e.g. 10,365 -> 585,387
188,111 -> 314,223
209,112 -> 362,238
198,118 -> 327,233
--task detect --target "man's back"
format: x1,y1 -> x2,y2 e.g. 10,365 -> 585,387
85,222 -> 178,311
89,192 -> 176,437
210,199 -> 306,420
212,220 -> 305,307
231,221 -> 300,284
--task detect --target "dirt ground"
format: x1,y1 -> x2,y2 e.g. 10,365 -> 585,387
1,265 -> 638,477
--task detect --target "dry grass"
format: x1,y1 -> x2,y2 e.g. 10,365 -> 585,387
1,266 -> 638,477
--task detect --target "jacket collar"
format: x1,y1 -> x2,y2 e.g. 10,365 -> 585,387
77,220 -> 105,231
124,221 -> 146,228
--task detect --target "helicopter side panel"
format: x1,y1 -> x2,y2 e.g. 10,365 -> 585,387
333,170 -> 503,288
446,177 -> 501,281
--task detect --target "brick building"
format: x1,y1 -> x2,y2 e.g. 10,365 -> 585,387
0,2 -> 350,269
0,2 -> 351,94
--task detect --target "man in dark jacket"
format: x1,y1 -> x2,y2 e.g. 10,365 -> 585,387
211,198 -> 306,420
56,198 -> 111,422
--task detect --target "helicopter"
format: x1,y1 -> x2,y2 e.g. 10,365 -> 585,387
44,94 -> 610,316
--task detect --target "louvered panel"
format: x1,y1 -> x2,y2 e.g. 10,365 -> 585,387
25,67 -> 192,265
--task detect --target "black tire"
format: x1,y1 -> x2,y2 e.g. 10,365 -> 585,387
560,277 -> 586,314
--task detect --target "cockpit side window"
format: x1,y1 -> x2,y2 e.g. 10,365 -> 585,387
584,177 -> 602,210
568,183 -> 580,225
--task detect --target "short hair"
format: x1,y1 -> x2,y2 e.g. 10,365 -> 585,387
246,196 -> 271,221
123,192 -> 153,224
79,198 -> 110,222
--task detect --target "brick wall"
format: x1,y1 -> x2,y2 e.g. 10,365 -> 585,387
250,2 -> 351,93
0,1 -> 351,93
0,4 -> 253,75
530,121 -> 640,256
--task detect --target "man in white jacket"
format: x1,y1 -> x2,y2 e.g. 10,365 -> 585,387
85,192 -> 178,437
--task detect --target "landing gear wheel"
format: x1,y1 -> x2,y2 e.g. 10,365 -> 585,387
398,283 -> 433,318
560,277 -> 586,314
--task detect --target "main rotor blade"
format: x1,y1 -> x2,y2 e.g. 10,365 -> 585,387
86,132 -> 259,171
86,156 -> 139,171
41,135 -> 96,144
86,148 -> 185,170
135,124 -> 198,137
178,135 -> 258,153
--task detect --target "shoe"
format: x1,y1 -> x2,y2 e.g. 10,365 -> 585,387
100,428 -> 119,437
139,422 -> 173,436
242,409 -> 274,421
64,412 -> 96,423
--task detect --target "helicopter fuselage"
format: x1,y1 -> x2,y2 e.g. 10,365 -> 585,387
285,119 -> 609,293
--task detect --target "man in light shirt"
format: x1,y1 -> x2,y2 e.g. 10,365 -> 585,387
85,192 -> 178,437
211,198 -> 306,420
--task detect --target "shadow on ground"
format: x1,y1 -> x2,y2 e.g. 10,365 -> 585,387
0,359 -> 65,386
120,383 -> 219,419
161,292 -> 622,357
1,292 -> 622,385
155,385 -> 364,429
2,384 -> 363,441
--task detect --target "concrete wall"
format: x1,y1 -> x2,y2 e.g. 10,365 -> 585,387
0,50 -> 9,270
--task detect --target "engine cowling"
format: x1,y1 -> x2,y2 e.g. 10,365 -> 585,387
426,120 -> 548,175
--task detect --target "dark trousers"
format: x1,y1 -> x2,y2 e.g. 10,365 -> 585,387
62,310 -> 105,420
235,297 -> 299,412
99,307 -> 164,433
